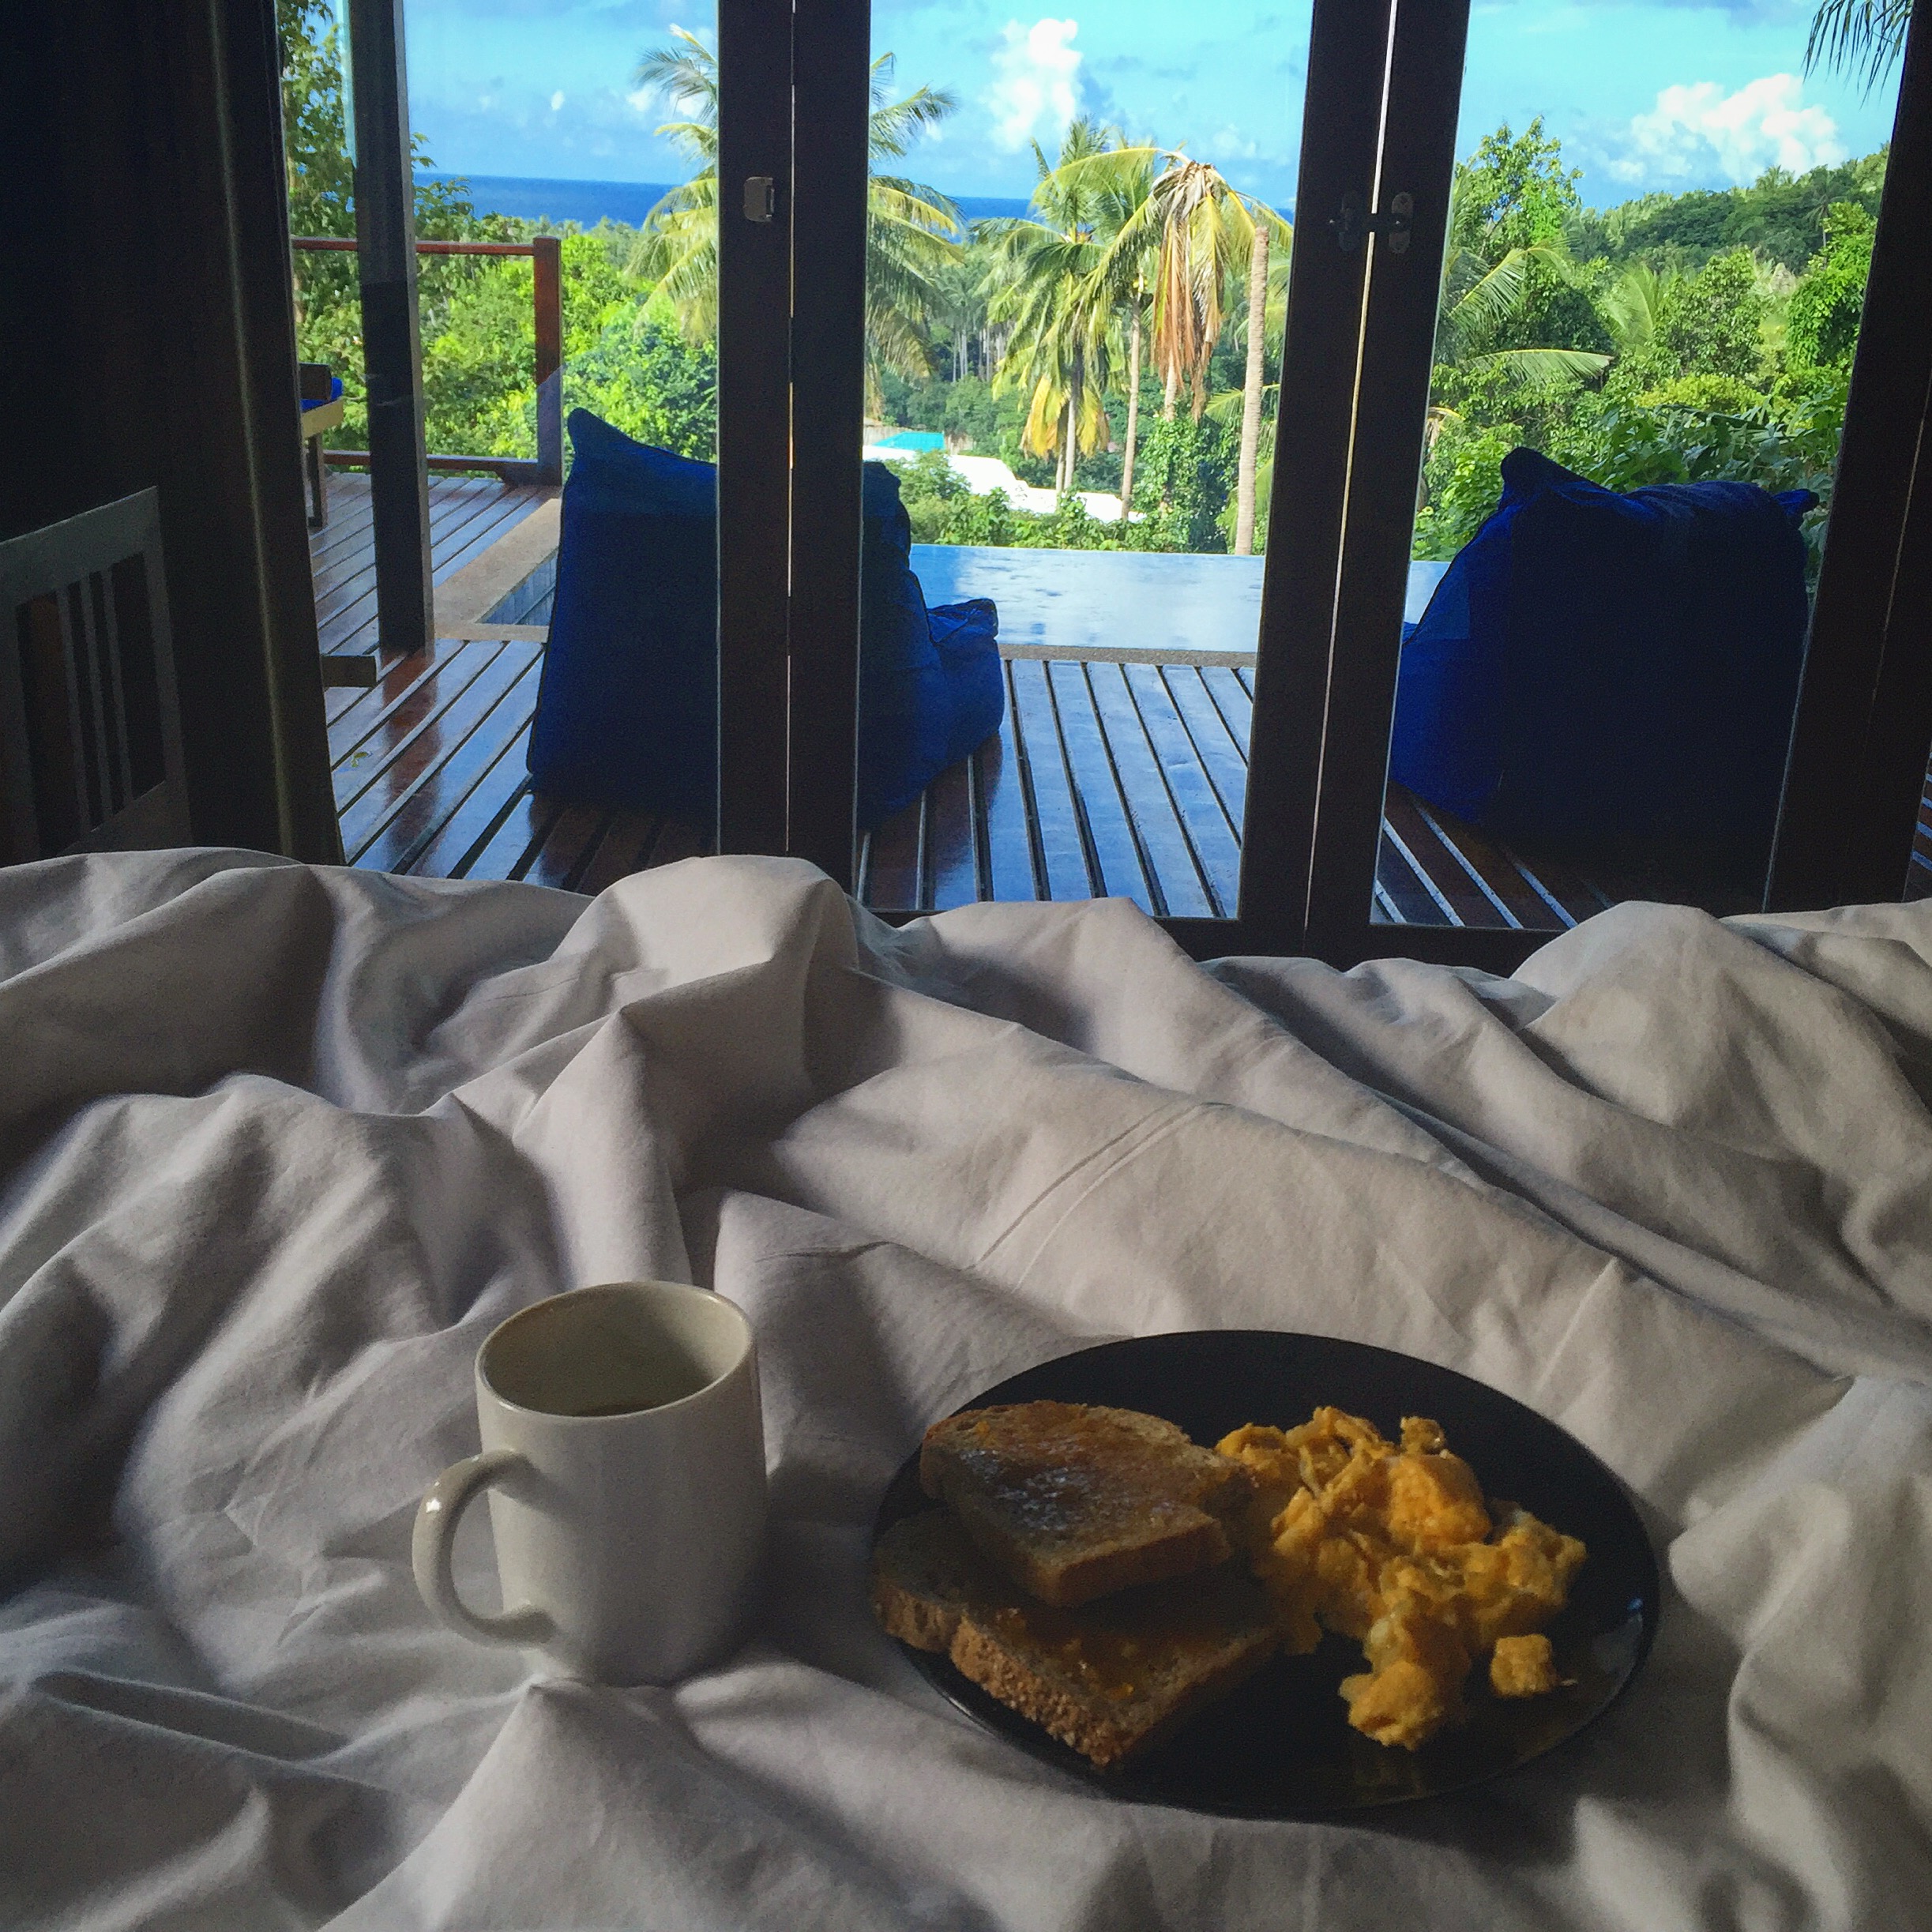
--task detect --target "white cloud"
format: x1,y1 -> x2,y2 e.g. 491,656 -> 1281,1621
1604,74 -> 1844,187
987,18 -> 1082,152
550,89 -> 566,111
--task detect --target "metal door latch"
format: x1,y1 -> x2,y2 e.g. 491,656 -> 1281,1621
742,175 -> 776,223
1329,190 -> 1413,254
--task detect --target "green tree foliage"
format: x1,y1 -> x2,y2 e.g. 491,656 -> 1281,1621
626,33 -> 960,406
1652,250 -> 1771,381
565,306 -> 717,462
277,13 -> 1885,568
277,0 -> 513,447
1130,415 -> 1231,552
1806,0 -> 1914,92
424,235 -> 634,458
1785,202 -> 1876,368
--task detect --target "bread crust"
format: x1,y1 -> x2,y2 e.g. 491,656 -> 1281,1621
946,1604 -> 1277,1769
871,1510 -> 1280,1771
919,1402 -> 1253,1608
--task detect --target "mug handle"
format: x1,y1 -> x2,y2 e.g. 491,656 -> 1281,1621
412,1448 -> 556,1648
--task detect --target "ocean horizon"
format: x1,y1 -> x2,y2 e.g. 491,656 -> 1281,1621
419,171 -> 1032,231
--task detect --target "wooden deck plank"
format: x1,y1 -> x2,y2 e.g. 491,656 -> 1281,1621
1201,665 -> 1255,756
867,796 -> 925,911
332,641 -> 525,816
979,697 -> 1039,901
310,476 -> 553,660
329,639 -> 501,776
310,532 -> 1648,928
457,784 -> 564,882
325,645 -> 434,743
1159,665 -> 1250,829
1009,660 -> 1096,900
1046,660 -> 1156,912
1083,661 -> 1213,918
1121,662 -> 1242,916
309,474 -> 494,582
1374,833 -> 1449,926
314,484 -> 507,645
320,494 -> 520,659
338,647 -> 543,862
927,755 -> 979,911
360,663 -> 548,876
1381,788 -> 1509,928
573,810 -> 688,895
398,720 -> 539,880
524,802 -> 615,892
1495,842 -> 1611,926
1389,789 -> 1550,930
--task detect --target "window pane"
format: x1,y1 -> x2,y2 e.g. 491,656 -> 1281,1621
855,1 -> 1312,914
1369,2 -> 1904,930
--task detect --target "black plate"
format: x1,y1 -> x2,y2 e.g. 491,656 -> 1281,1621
873,1331 -> 1659,1817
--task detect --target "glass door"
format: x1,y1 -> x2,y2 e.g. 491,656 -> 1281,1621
1298,0 -> 1913,965
819,0 -> 1365,948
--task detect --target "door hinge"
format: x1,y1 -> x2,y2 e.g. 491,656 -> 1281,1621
1329,190 -> 1413,254
742,175 -> 777,224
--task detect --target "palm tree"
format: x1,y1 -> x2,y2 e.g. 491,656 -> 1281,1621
1074,149 -> 1290,550
1066,145 -> 1156,521
863,56 -> 965,397
981,118 -> 1125,496
628,30 -> 723,338
1433,177 -> 1610,389
629,34 -> 960,398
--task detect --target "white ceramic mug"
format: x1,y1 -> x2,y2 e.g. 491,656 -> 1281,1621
412,1280 -> 766,1685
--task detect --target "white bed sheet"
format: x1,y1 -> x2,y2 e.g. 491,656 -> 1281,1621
1,848 -> 1929,1930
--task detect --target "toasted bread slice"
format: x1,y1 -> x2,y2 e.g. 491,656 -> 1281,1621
872,1509 -> 1279,1770
919,1402 -> 1253,1607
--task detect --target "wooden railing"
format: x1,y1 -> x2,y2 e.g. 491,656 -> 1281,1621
291,234 -> 563,485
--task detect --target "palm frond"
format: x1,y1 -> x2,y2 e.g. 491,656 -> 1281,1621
1464,346 -> 1611,389
1602,261 -> 1675,355
1805,0 -> 1913,92
869,70 -> 959,161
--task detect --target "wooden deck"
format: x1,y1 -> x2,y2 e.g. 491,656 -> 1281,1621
321,632 -> 1613,929
316,506 -> 1932,922
308,474 -> 554,670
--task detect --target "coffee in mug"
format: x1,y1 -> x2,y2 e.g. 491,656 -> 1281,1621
412,1280 -> 766,1684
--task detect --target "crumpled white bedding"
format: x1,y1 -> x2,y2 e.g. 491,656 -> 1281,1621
2,848 -> 1930,1931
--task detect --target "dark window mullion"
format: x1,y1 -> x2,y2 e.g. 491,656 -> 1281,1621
716,0 -> 794,856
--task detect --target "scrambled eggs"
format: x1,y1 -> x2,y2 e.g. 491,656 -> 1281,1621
1216,1408 -> 1586,1750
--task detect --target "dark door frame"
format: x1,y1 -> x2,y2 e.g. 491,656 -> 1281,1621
1768,0 -> 1932,913
714,0 -> 870,885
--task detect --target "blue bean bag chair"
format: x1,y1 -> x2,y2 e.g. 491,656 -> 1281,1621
527,411 -> 1004,829
1389,448 -> 1815,878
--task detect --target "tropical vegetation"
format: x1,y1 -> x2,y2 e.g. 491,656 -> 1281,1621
280,2 -> 1893,568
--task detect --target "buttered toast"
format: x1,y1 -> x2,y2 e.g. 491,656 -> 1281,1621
918,1402 -> 1253,1608
872,1509 -> 1280,1769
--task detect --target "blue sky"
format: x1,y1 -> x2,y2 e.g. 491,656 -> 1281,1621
399,0 -> 1901,212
